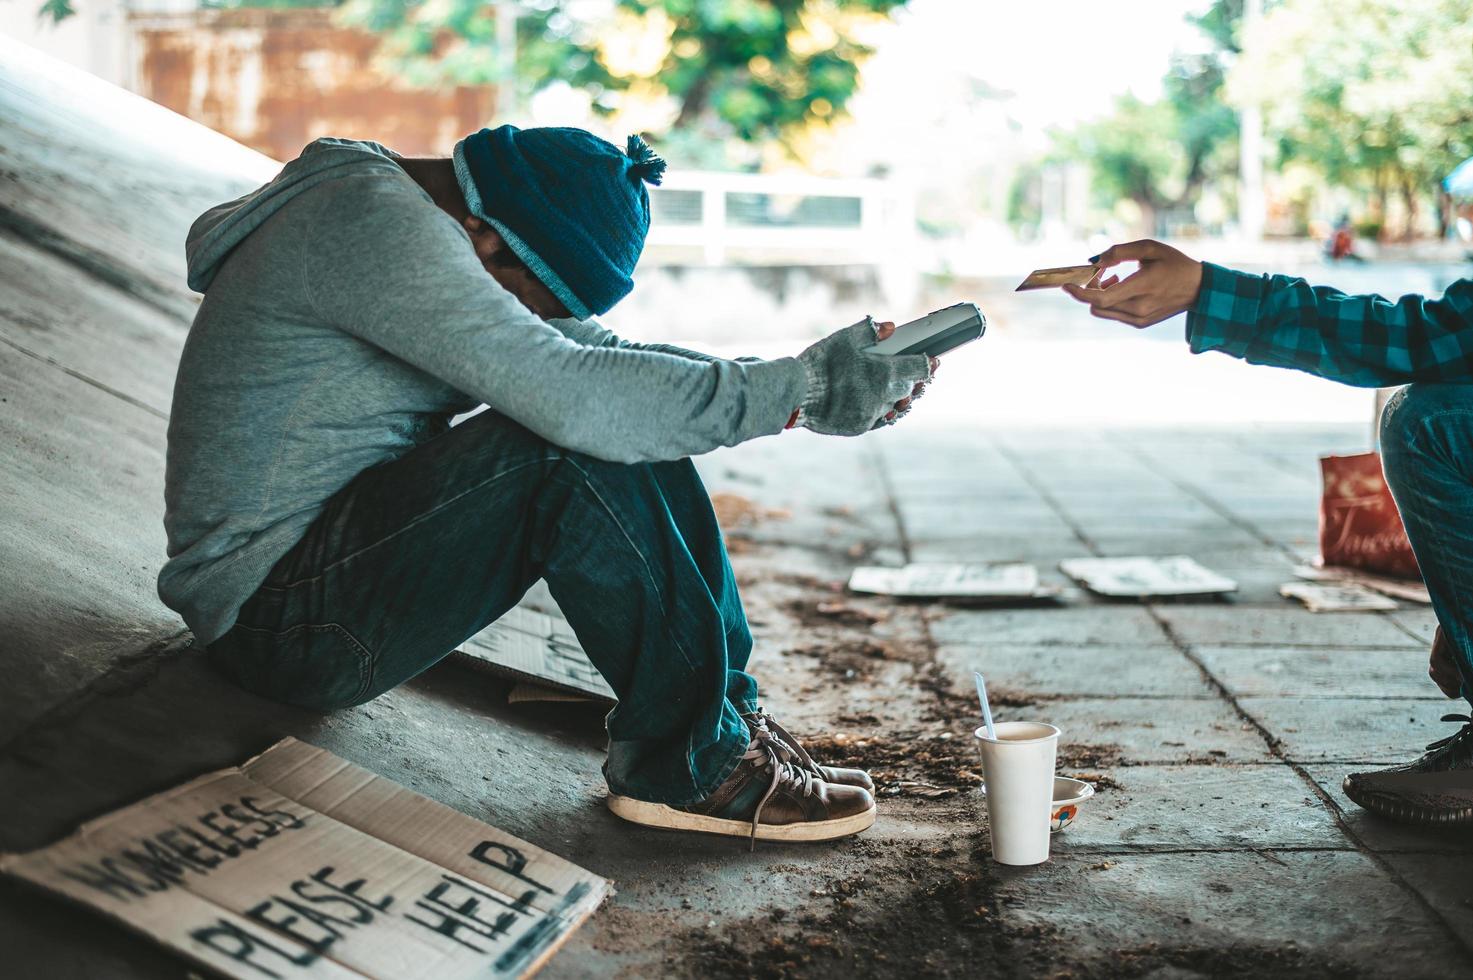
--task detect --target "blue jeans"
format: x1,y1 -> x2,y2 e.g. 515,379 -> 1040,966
1381,384 -> 1473,705
206,409 -> 757,805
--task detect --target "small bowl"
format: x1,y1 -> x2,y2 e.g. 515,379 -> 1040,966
1048,776 -> 1095,834
979,776 -> 1096,834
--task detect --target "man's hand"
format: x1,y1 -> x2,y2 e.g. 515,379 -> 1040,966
796,318 -> 935,436
1430,627 -> 1463,699
873,320 -> 936,422
1061,239 -> 1204,328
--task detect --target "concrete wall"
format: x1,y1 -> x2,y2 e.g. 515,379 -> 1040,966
0,33 -> 277,743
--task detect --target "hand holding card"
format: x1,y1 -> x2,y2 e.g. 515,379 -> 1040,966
1059,240 -> 1204,328
1015,264 -> 1101,292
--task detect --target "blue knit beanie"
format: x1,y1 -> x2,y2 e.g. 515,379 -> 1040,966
452,125 -> 665,319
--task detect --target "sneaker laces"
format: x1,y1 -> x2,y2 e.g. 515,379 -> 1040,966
743,709 -> 821,776
1425,714 -> 1473,753
743,725 -> 819,851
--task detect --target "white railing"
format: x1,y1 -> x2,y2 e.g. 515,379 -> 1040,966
645,169 -> 914,267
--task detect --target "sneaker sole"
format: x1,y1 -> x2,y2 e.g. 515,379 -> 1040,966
1342,776 -> 1473,826
606,794 -> 877,842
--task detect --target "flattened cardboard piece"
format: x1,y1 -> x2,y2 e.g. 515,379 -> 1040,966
1293,564 -> 1431,605
456,606 -> 615,704
507,683 -> 599,705
1059,556 -> 1237,598
1280,581 -> 1399,613
0,738 -> 610,980
847,562 -> 1050,600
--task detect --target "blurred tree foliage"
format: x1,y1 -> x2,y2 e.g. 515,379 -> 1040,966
341,0 -> 907,145
1052,0 -> 1241,232
38,0 -> 78,20
1230,0 -> 1473,236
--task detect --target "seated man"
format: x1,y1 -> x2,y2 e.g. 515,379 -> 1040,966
161,126 -> 935,844
1063,239 -> 1473,826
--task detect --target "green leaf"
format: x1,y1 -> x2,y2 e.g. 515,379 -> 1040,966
38,0 -> 76,23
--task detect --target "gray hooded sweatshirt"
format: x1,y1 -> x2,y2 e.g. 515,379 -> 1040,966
161,138 -> 808,645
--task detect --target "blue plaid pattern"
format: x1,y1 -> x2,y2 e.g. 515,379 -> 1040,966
1187,262 -> 1473,387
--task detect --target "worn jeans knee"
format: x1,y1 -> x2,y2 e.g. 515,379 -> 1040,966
1381,384 -> 1473,491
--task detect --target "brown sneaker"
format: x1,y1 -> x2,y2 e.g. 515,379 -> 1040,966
606,727 -> 876,847
743,708 -> 876,793
1343,713 -> 1473,825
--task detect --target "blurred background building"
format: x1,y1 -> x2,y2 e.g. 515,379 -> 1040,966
0,0 -> 497,157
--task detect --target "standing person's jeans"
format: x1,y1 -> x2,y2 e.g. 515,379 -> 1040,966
1381,384 -> 1473,705
206,408 -> 758,806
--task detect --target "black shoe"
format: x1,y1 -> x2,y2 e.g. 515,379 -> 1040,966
1343,714 -> 1473,825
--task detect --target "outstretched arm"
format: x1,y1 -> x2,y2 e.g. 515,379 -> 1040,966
546,317 -> 730,364
300,182 -> 806,464
549,317 -> 933,426
1063,239 -> 1473,387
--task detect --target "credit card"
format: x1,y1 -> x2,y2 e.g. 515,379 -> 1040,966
1014,264 -> 1100,291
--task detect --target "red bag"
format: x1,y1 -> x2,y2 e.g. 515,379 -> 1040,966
1319,452 -> 1421,580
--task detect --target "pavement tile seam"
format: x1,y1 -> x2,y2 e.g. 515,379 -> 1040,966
1108,435 -> 1315,563
0,332 -> 170,421
723,536 -> 891,557
1058,845 -> 1357,856
1113,437 -> 1438,653
958,691 -> 1445,702
1185,637 -> 1425,651
866,441 -> 916,566
1225,430 -> 1350,486
1299,764 -> 1473,855
1010,694 -> 1223,701
1072,760 -> 1296,769
1022,423 -> 1472,950
1180,608 -> 1431,650
1285,759 -> 1448,766
1149,605 -> 1473,960
950,440 -> 1438,846
936,633 -> 1431,648
0,629 -> 192,759
1220,694 -> 1447,702
914,428 -> 1473,968
987,438 -> 1106,558
1384,617 -> 1440,648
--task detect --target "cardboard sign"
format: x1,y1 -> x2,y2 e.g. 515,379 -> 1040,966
1059,556 -> 1236,598
457,606 -> 615,704
848,563 -> 1046,599
1280,581 -> 1399,613
1292,563 -> 1431,605
0,739 -> 609,979
507,683 -> 600,705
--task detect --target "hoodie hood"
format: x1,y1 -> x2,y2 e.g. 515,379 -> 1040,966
186,138 -> 404,293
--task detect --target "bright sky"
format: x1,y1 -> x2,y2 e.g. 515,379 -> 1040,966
865,0 -> 1214,131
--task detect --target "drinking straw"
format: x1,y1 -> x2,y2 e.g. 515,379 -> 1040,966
973,671 -> 996,740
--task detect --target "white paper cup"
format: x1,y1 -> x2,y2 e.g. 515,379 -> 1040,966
974,722 -> 1060,865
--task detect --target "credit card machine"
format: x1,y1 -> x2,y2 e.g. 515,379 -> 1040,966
867,302 -> 986,357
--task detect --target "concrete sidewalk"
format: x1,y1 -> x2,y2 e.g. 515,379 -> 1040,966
5,420 -> 1470,977
4,36 -> 1472,980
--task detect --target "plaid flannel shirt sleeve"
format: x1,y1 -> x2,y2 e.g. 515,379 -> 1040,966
1186,262 -> 1473,387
